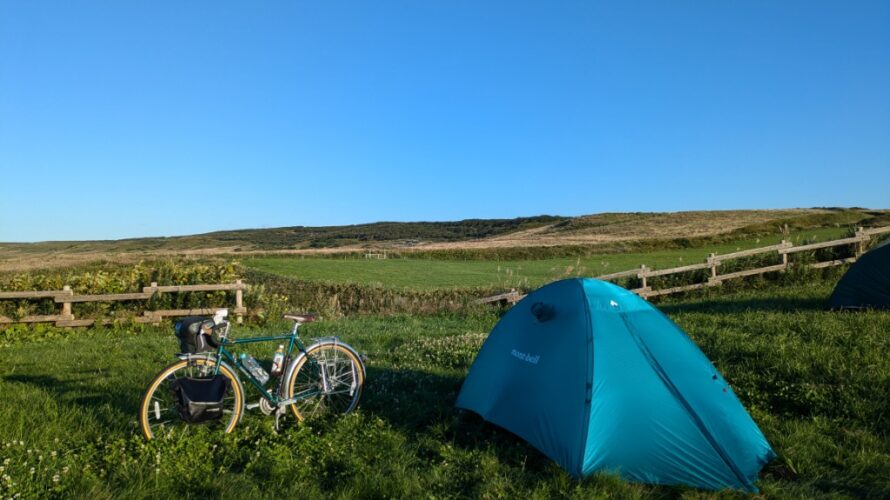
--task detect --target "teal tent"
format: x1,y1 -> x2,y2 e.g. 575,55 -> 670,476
456,278 -> 775,492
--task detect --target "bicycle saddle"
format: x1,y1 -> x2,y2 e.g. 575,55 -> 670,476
283,313 -> 317,323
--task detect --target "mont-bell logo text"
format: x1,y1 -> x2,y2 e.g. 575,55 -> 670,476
511,349 -> 540,364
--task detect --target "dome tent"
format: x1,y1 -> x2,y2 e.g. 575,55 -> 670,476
456,278 -> 775,492
829,239 -> 890,310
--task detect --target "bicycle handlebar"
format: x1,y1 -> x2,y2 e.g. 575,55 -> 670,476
211,321 -> 231,344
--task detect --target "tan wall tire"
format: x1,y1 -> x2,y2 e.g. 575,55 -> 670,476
286,343 -> 364,422
139,358 -> 244,440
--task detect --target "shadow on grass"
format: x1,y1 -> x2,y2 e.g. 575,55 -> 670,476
356,365 -> 695,498
358,363 -> 890,498
657,295 -> 829,315
3,371 -> 141,431
359,365 -> 557,473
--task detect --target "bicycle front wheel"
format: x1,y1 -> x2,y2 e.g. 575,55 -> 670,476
286,342 -> 364,421
139,357 -> 244,440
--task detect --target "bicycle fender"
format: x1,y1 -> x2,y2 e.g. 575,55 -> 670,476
281,337 -> 366,389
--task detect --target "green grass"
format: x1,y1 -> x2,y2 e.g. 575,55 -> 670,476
245,227 -> 849,290
1,280 -> 888,498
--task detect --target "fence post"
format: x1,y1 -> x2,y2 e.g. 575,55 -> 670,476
639,265 -> 648,289
780,240 -> 788,267
61,285 -> 73,320
235,279 -> 244,324
708,253 -> 718,282
147,282 -> 160,325
854,227 -> 866,257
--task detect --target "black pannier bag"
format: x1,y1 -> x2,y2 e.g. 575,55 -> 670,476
174,316 -> 218,354
169,375 -> 231,423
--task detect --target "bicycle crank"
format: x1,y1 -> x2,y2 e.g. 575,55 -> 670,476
258,398 -> 276,416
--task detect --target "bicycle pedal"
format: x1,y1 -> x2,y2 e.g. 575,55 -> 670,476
246,402 -> 261,410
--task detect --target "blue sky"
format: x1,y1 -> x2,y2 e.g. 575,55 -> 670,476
1,1 -> 888,242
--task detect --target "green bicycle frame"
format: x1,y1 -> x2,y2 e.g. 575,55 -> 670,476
204,323 -> 322,406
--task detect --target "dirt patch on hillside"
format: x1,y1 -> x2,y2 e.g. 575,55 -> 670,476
417,209 -> 830,250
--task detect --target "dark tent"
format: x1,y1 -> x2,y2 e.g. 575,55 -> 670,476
829,239 -> 890,309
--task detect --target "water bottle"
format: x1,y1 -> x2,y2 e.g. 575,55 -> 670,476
271,345 -> 285,377
239,353 -> 269,386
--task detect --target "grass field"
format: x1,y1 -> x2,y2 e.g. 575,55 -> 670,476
1,280 -> 888,498
245,227 -> 849,290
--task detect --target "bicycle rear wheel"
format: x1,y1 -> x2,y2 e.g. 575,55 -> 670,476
286,342 -> 364,421
139,357 -> 244,440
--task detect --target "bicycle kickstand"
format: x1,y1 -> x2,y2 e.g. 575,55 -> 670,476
274,406 -> 287,432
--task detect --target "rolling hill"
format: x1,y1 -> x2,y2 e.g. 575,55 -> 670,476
1,208 -> 887,272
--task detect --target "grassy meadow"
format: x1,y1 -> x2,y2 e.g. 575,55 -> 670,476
245,226 -> 849,290
1,281 -> 888,498
1,213 -> 888,498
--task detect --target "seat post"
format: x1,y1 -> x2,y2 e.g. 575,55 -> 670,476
291,321 -> 300,335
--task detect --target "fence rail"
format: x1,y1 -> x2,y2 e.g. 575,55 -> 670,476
478,225 -> 890,305
0,280 -> 246,327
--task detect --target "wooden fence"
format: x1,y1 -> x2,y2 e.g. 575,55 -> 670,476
478,226 -> 890,305
0,280 -> 247,327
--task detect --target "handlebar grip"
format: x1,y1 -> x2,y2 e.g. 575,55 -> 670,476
209,322 -> 230,345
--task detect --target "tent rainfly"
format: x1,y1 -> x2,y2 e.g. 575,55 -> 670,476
829,239 -> 890,310
456,278 -> 775,492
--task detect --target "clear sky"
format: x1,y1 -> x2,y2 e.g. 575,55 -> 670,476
1,1 -> 888,242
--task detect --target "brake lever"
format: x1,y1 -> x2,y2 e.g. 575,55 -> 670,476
212,322 -> 232,344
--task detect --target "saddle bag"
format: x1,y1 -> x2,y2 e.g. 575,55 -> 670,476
169,375 -> 231,424
174,316 -> 218,354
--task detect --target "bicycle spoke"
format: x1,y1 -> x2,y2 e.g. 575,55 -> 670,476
323,388 -> 355,396
141,359 -> 241,439
289,344 -> 363,421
